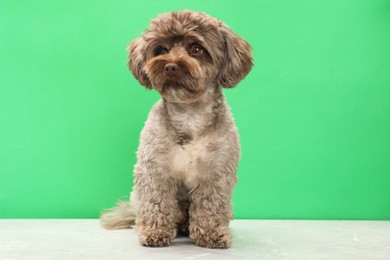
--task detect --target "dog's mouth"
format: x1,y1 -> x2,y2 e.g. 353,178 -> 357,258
157,79 -> 205,103
161,78 -> 198,92
162,81 -> 183,92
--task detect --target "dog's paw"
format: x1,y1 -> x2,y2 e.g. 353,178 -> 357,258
191,226 -> 232,249
139,229 -> 175,247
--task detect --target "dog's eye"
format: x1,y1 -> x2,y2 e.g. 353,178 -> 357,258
189,45 -> 203,56
154,47 -> 168,56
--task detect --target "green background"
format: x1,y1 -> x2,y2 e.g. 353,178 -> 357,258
1,0 -> 389,219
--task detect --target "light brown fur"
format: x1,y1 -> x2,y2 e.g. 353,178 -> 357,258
100,10 -> 253,249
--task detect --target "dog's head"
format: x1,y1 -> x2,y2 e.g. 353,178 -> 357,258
129,10 -> 253,103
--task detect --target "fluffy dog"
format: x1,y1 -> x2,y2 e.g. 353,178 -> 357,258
101,10 -> 253,249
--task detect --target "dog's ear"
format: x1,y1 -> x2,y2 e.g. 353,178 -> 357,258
128,37 -> 152,89
217,24 -> 253,88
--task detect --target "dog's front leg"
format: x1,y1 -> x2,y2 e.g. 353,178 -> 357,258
187,160 -> 238,249
134,163 -> 178,247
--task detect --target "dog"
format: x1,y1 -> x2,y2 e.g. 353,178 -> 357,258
100,10 -> 253,249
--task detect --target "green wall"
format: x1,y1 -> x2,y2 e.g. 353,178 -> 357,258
1,0 -> 389,219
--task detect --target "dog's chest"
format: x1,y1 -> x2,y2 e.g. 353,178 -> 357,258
170,138 -> 208,181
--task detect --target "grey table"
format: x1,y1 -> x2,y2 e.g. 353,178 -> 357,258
1,220 -> 389,260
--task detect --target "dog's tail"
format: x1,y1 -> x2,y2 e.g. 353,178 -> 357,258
100,200 -> 136,229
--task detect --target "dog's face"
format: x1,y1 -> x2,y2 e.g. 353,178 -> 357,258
129,10 -> 253,103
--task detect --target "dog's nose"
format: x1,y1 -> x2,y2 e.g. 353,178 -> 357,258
164,63 -> 178,76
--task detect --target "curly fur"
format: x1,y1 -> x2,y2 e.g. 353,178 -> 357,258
101,10 -> 253,249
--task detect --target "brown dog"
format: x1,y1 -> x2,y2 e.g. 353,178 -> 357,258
101,10 -> 253,249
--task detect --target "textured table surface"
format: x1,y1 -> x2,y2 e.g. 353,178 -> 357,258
1,219 -> 389,260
